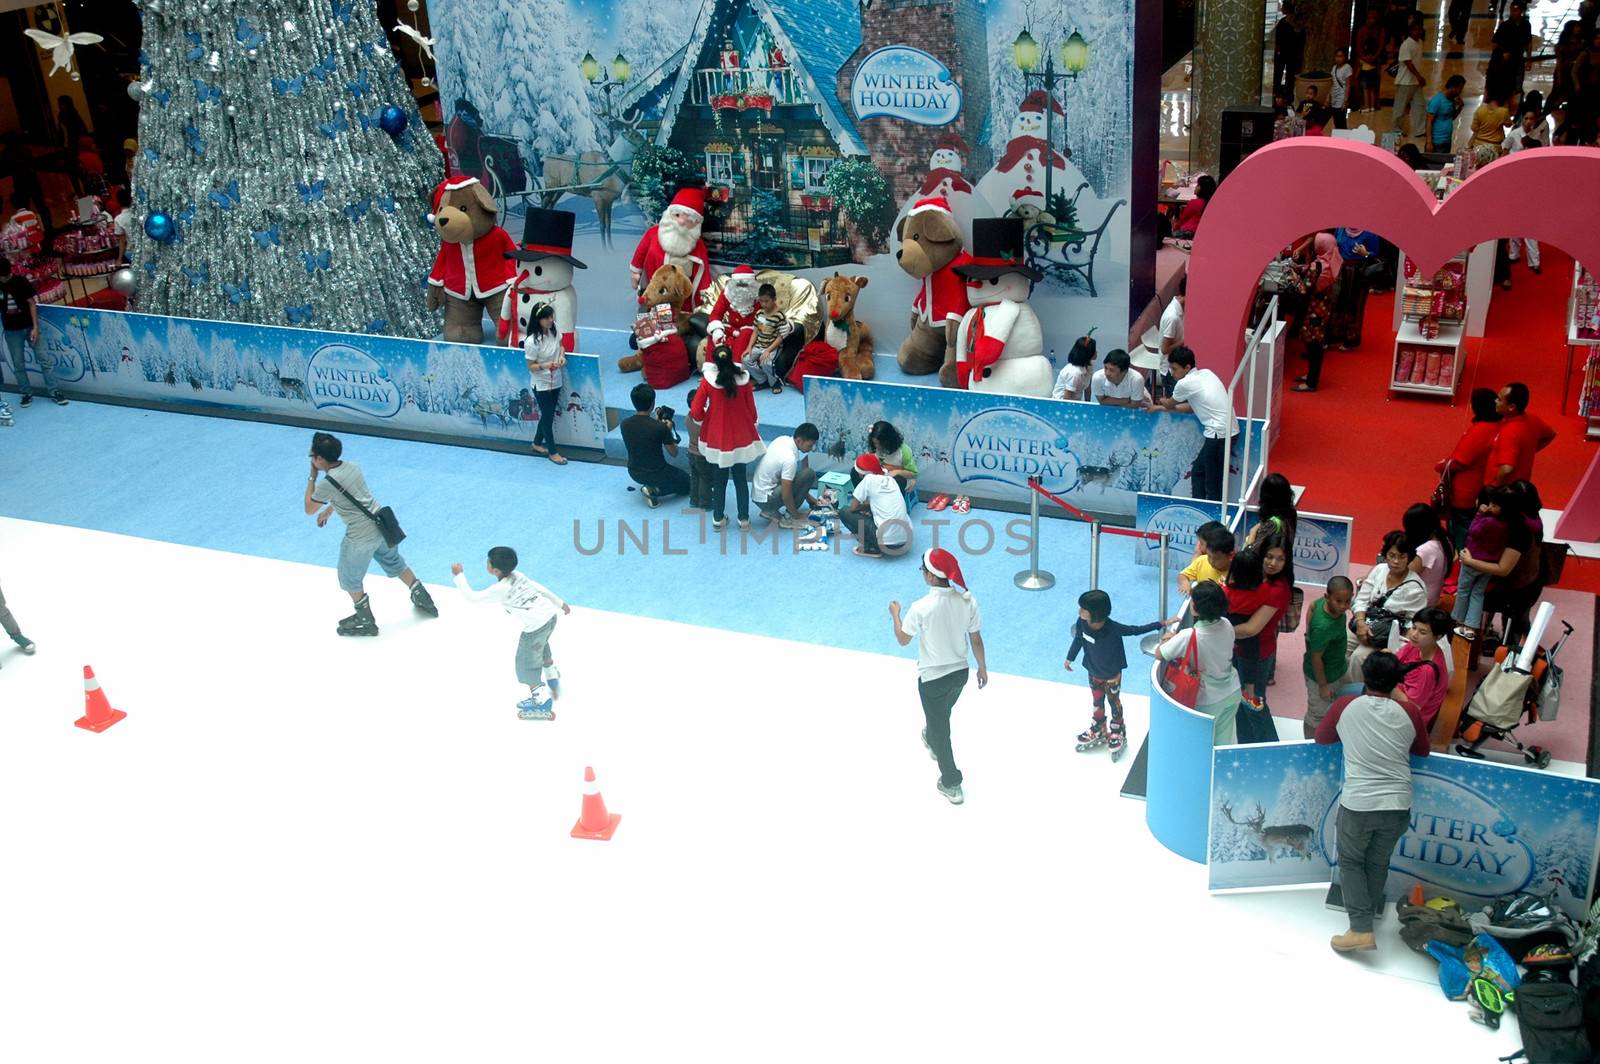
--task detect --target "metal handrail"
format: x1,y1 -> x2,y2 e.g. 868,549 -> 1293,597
1221,294 -> 1279,526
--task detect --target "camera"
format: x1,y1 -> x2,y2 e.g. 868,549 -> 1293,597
654,405 -> 675,422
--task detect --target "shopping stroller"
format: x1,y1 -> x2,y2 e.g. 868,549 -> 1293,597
1455,619 -> 1573,769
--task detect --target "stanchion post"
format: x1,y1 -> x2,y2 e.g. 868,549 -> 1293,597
1158,532 -> 1170,620
1013,474 -> 1056,591
1089,519 -> 1102,590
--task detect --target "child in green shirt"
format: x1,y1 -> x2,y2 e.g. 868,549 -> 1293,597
1302,575 -> 1355,738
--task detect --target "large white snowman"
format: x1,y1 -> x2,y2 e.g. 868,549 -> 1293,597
890,131 -> 989,249
953,217 -> 1052,398
974,90 -> 1091,220
497,207 -> 585,351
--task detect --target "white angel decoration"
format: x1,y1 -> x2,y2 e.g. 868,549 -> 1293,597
24,27 -> 103,78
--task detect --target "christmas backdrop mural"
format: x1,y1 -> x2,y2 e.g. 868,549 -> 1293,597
432,0 -> 1136,361
126,0 -> 443,339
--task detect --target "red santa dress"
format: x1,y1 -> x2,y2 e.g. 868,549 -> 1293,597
689,362 -> 766,468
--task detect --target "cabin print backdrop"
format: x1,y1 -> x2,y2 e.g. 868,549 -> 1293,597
432,0 -> 1135,360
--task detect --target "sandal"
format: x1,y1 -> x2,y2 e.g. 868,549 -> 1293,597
531,443 -> 549,456
1292,383 -> 1317,392
771,382 -> 783,394
549,453 -> 568,465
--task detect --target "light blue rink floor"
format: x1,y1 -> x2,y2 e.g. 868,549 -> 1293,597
0,402 -> 1168,695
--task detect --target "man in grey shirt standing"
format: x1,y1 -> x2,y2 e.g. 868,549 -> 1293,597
1315,652 -> 1430,953
304,432 -> 438,636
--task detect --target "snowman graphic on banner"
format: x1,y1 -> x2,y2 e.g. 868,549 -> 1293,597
899,130 -> 990,248
974,90 -> 1091,221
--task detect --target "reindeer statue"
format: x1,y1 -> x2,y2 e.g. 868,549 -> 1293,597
1221,801 -> 1317,864
257,358 -> 306,401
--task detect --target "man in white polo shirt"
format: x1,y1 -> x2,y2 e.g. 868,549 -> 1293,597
1090,348 -> 1148,407
890,548 -> 988,805
1148,345 -> 1237,502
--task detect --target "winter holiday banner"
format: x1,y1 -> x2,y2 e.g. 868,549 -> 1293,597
29,306 -> 608,451
432,0 -> 1136,363
803,378 -> 1262,516
1207,743 -> 1600,923
1133,494 -> 1354,588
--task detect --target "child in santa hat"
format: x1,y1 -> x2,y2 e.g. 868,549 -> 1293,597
840,453 -> 910,558
889,548 -> 988,805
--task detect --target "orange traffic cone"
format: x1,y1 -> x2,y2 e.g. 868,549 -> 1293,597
1410,883 -> 1426,907
570,766 -> 621,840
75,666 -> 127,733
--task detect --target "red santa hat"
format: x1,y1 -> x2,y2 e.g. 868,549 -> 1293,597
855,453 -> 884,475
731,263 -> 756,278
907,195 -> 955,219
922,548 -> 968,590
1019,89 -> 1065,118
428,175 -> 481,223
667,186 -> 706,220
933,131 -> 968,156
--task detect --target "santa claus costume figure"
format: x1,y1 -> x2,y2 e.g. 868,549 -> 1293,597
954,217 -> 1052,397
629,187 -> 711,308
499,207 -> 586,351
974,90 -> 1091,220
706,264 -> 760,355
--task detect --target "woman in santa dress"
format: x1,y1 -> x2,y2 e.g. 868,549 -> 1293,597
691,343 -> 766,531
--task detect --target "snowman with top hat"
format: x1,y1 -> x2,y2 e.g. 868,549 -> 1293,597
954,217 -> 1052,397
974,89 -> 1090,221
499,207 -> 587,352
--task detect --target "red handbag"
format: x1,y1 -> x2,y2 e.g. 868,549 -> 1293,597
1164,630 -> 1202,708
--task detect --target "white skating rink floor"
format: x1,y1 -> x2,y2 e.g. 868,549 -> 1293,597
0,516 -> 1564,1062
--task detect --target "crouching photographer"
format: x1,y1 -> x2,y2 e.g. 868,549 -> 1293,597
621,383 -> 690,507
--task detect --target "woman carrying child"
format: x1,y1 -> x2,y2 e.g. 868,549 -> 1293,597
1452,486 -> 1530,641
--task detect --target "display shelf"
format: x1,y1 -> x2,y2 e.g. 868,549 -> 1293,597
1572,262 -> 1600,427
1391,320 -> 1463,399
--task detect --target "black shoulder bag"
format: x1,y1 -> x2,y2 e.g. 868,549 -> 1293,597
323,473 -> 407,548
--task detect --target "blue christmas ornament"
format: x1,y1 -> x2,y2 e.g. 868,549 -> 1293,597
378,105 -> 408,137
144,211 -> 177,243
1494,818 -> 1518,838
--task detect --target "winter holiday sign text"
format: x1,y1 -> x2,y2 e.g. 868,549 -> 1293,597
850,46 -> 962,126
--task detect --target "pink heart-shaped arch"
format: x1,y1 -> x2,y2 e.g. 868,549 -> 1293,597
1185,140 -> 1600,539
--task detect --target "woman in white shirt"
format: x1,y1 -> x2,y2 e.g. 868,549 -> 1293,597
523,302 -> 567,465
1052,334 -> 1096,401
1158,580 -> 1241,744
1403,502 -> 1457,607
1345,530 -> 1427,682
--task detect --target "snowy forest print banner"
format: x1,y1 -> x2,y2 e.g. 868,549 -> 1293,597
31,306 -> 608,451
1208,744 -> 1600,923
431,0 -> 1136,361
803,378 -> 1258,516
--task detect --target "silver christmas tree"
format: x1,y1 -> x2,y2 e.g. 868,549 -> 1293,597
126,0 -> 444,339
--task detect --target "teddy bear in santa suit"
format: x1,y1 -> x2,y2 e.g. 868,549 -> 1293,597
498,206 -> 586,352
425,176 -> 518,343
953,217 -> 1052,397
629,186 -> 711,309
705,263 -> 760,354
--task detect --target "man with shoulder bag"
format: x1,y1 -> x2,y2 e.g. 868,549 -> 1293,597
305,432 -> 438,637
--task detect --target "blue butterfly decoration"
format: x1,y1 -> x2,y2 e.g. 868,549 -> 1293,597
149,87 -> 172,108
285,303 -> 314,324
272,76 -> 305,97
309,54 -> 337,83
343,197 -> 371,223
332,1 -> 355,22
318,107 -> 350,140
183,125 -> 205,156
177,204 -> 197,224
207,179 -> 241,211
357,107 -> 384,132
359,41 -> 377,59
181,262 -> 210,287
134,187 -> 148,206
296,179 -> 327,204
184,32 -> 204,63
346,71 -> 370,98
363,320 -> 388,335
138,48 -> 151,70
235,18 -> 266,50
251,223 -> 282,248
375,194 -> 397,214
193,79 -> 222,104
142,147 -> 159,163
302,249 -> 333,273
143,259 -> 158,278
223,279 -> 253,305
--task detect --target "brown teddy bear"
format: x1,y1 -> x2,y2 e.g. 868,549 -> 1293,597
617,263 -> 697,389
425,176 -> 517,344
894,195 -> 969,388
819,274 -> 875,380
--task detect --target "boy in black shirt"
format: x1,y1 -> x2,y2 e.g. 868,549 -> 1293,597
1067,589 -> 1174,759
619,383 -> 689,506
0,257 -> 66,408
